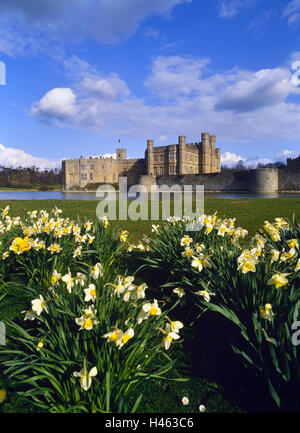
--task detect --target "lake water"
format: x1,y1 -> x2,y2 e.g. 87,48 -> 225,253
0,191 -> 299,200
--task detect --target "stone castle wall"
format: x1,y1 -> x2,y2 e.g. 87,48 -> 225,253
140,169 -> 300,193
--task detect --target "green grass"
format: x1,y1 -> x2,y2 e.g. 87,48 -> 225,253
0,198 -> 299,242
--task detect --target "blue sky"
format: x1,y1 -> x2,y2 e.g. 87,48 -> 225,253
0,0 -> 300,169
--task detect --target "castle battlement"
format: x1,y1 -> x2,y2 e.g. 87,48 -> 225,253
62,133 -> 221,190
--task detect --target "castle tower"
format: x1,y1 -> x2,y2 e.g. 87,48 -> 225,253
146,139 -> 154,175
116,148 -> 127,160
201,132 -> 211,173
216,148 -> 221,172
178,136 -> 186,175
210,135 -> 216,172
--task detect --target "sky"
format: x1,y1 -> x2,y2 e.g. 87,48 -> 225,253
0,0 -> 300,169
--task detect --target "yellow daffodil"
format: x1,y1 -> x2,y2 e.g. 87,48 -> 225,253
116,328 -> 134,349
0,388 -> 7,404
160,323 -> 180,350
47,243 -> 62,254
259,304 -> 273,321
9,236 -> 32,254
267,272 -> 289,289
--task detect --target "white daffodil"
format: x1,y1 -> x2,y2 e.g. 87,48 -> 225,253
191,256 -> 203,272
160,323 -> 180,350
116,328 -> 134,349
31,295 -> 48,316
102,328 -> 123,344
73,360 -> 97,391
90,263 -> 103,280
84,284 -> 97,302
182,396 -> 189,405
62,268 -> 74,293
173,287 -> 185,298
75,306 -> 98,331
137,299 -> 161,324
51,269 -> 61,285
195,289 -> 215,302
75,272 -> 87,287
180,235 -> 193,247
168,319 -> 184,333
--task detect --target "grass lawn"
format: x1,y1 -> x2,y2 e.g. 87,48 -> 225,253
0,197 -> 299,242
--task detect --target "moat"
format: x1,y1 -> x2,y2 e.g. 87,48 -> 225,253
0,191 -> 299,200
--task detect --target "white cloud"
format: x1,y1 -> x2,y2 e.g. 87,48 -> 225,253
0,143 -> 59,169
221,152 -> 245,167
215,68 -> 298,112
218,0 -> 257,18
159,135 -> 168,142
284,0 -> 300,28
78,75 -> 130,100
31,88 -> 77,122
31,54 -> 300,145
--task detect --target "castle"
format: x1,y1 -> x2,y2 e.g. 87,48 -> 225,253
62,132 -> 221,190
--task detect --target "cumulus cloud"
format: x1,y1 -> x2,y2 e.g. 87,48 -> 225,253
30,54 -> 300,145
0,143 -> 59,169
0,0 -> 190,56
31,88 -> 78,122
221,151 -> 245,166
215,68 -> 298,113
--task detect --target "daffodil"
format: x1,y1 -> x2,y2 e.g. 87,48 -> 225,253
295,258 -> 300,272
159,323 -> 180,350
182,396 -> 189,405
267,272 -> 289,289
102,328 -> 123,343
137,299 -> 161,324
237,258 -> 257,274
182,247 -> 193,257
75,272 -> 87,287
9,236 -> 32,254
116,328 -> 134,349
51,269 -> 61,285
0,388 -> 6,404
151,224 -> 159,233
84,284 -> 97,302
75,306 -> 98,331
62,268 -> 74,293
47,243 -> 62,254
259,304 -> 273,321
31,295 -> 48,316
36,341 -> 44,351
1,206 -> 9,217
180,235 -> 193,246
2,251 -> 9,260
73,360 -> 97,391
167,318 -> 184,333
90,262 -> 103,280
287,239 -> 299,250
120,230 -> 129,242
172,288 -> 184,299
73,245 -> 82,258
191,256 -> 203,272
195,289 -> 215,302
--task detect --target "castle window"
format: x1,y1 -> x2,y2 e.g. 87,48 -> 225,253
160,155 -> 164,162
154,166 -> 158,175
90,164 -> 94,170
154,155 -> 158,162
80,164 -> 87,170
90,173 -> 93,180
160,166 -> 164,175
80,173 -> 87,180
169,153 -> 176,161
